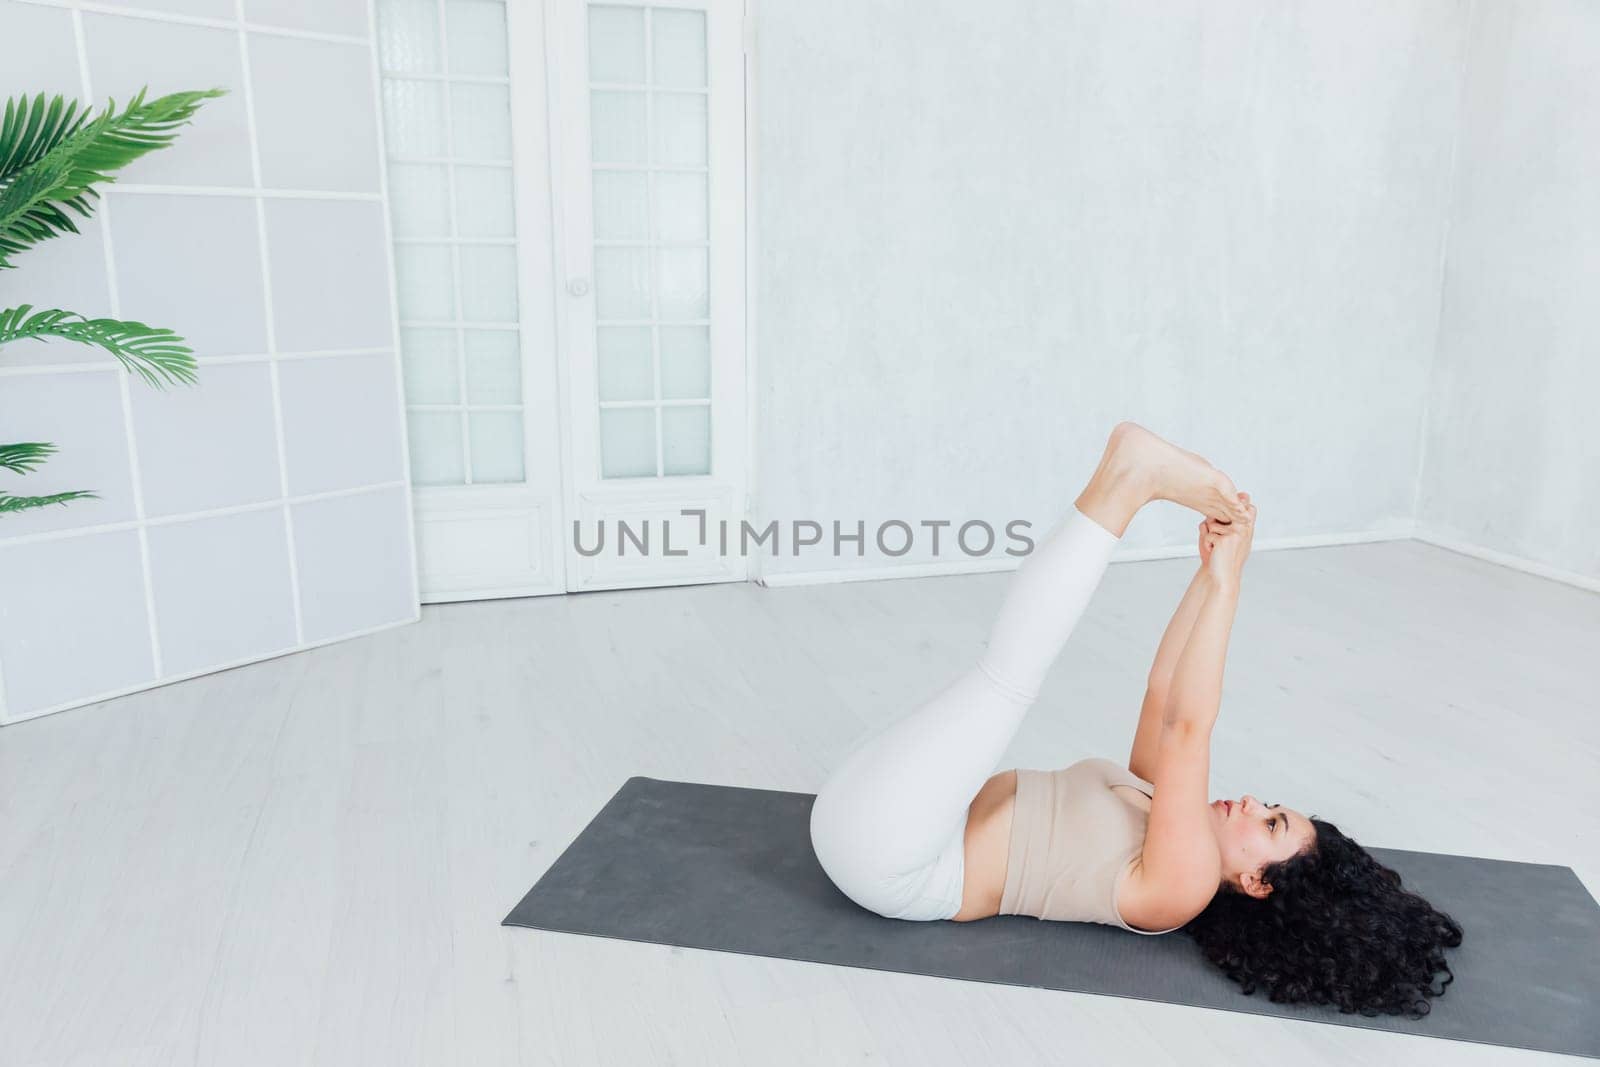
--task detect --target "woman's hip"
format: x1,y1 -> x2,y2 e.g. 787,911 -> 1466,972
808,794 -> 967,921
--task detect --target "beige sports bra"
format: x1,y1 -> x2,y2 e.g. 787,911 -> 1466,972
998,756 -> 1183,934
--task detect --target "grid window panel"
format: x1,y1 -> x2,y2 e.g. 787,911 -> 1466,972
468,412 -> 525,483
147,508 -> 297,677
407,411 -> 465,485
381,77 -> 448,156
458,244 -> 520,323
400,327 -> 461,404
651,93 -> 707,167
650,9 -> 706,89
588,5 -> 713,481
449,83 -> 513,159
0,3 -> 82,101
599,406 -> 657,478
250,34 -> 381,193
590,91 -> 648,164
377,0 -> 527,489
112,192 -> 268,357
376,0 -> 443,73
263,198 -> 395,352
463,329 -> 522,404
593,246 -> 652,321
278,353 -> 407,497
82,13 -> 254,188
131,361 -> 282,517
652,171 -> 707,242
656,246 -> 708,321
454,164 -> 516,238
0,371 -> 137,538
661,404 -> 710,476
592,170 -> 649,240
292,487 -> 417,644
394,242 -> 457,321
445,0 -> 509,77
596,326 -> 653,402
0,532 -> 155,715
658,325 -> 710,400
587,5 -> 645,83
245,0 -> 369,37
389,163 -> 453,238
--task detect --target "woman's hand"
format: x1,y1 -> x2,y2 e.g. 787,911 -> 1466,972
1197,518 -> 1219,569
1201,492 -> 1255,587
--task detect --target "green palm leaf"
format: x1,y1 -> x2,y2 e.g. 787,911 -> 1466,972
0,304 -> 196,387
0,489 -> 97,513
0,441 -> 57,474
0,87 -> 226,269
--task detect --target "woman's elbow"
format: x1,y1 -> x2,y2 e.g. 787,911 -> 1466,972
1160,717 -> 1213,747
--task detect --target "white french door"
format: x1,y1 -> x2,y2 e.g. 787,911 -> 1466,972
376,0 -> 748,599
375,0 -> 569,602
546,0 -> 749,591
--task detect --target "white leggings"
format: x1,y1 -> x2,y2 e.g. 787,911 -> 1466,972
808,505 -> 1121,920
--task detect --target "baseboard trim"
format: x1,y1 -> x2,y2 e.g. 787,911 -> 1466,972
1,611 -> 423,727
755,527 -> 1418,589
1412,525 -> 1600,595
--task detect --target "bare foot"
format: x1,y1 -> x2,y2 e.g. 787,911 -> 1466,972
1100,422 -> 1248,523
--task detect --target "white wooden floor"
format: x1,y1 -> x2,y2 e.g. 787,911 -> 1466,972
1,539 -> 1596,1066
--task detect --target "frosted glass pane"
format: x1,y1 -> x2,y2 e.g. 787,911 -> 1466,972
395,243 -> 455,321
464,328 -> 520,403
399,326 -> 459,403
594,247 -> 651,320
659,325 -> 709,400
469,412 -> 524,483
600,407 -> 656,478
656,247 -> 707,321
458,244 -> 519,322
382,78 -> 448,157
454,165 -> 515,238
388,163 -> 451,238
590,91 -> 646,164
376,0 -> 442,74
408,411 -> 465,485
651,8 -> 706,88
592,170 -> 648,241
588,5 -> 644,83
661,405 -> 710,476
652,92 -> 706,166
653,171 -> 706,242
596,325 -> 652,402
445,0 -> 508,77
450,83 -> 512,159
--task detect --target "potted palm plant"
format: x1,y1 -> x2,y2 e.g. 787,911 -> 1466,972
0,86 -> 224,513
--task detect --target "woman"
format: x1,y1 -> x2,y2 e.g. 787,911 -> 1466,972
809,422 -> 1462,1018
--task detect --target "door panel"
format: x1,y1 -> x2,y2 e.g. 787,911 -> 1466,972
548,0 -> 749,591
375,0 -> 568,601
376,0 -> 747,598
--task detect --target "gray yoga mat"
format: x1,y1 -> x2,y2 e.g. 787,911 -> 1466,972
503,776 -> 1600,1059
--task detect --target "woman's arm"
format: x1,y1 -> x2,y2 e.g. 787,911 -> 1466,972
1128,561 -> 1214,780
1119,575 -> 1239,930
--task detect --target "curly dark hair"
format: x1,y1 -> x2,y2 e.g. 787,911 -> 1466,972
1184,817 -> 1464,1018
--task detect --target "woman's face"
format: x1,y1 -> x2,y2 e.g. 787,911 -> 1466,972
1210,793 -> 1316,897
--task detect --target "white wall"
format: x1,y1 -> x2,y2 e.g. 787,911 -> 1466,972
751,0 -> 1471,577
0,0 -> 418,722
1418,0 -> 1600,582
